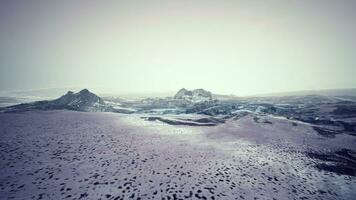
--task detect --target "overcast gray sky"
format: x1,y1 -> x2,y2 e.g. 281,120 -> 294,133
1,0 -> 356,96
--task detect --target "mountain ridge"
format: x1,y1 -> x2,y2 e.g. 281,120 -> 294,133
2,89 -> 109,112
173,88 -> 213,102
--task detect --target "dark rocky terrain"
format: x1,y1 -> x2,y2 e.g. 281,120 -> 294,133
174,88 -> 213,101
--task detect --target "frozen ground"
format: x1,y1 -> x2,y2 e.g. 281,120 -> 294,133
0,111 -> 355,200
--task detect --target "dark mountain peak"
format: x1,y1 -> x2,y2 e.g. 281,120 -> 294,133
3,88 -> 109,113
79,88 -> 90,94
192,89 -> 212,96
174,88 -> 213,101
174,88 -> 192,99
178,88 -> 188,93
75,89 -> 102,102
65,91 -> 74,95
51,89 -> 106,111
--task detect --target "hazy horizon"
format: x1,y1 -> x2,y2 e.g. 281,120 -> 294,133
1,0 -> 356,96
2,86 -> 356,99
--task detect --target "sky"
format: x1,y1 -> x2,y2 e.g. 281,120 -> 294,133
0,0 -> 356,96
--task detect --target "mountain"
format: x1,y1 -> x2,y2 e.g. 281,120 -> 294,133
2,89 -> 109,112
173,88 -> 213,102
47,89 -> 106,111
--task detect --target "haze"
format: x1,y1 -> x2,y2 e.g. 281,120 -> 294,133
1,0 -> 356,96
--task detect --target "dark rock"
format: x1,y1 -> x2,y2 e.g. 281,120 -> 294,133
307,149 -> 356,176
174,88 -> 213,101
4,89 -> 109,112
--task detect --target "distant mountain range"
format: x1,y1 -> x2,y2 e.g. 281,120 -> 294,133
1,87 -> 356,133
1,87 -> 356,99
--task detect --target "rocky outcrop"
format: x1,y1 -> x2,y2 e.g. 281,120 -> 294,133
3,89 -> 108,112
173,88 -> 213,102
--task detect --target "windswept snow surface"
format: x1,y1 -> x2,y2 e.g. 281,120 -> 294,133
0,111 -> 355,200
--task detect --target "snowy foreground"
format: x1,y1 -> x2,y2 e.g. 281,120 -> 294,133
0,111 -> 355,200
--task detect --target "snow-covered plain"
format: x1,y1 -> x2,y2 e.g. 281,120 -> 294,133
0,111 -> 355,200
